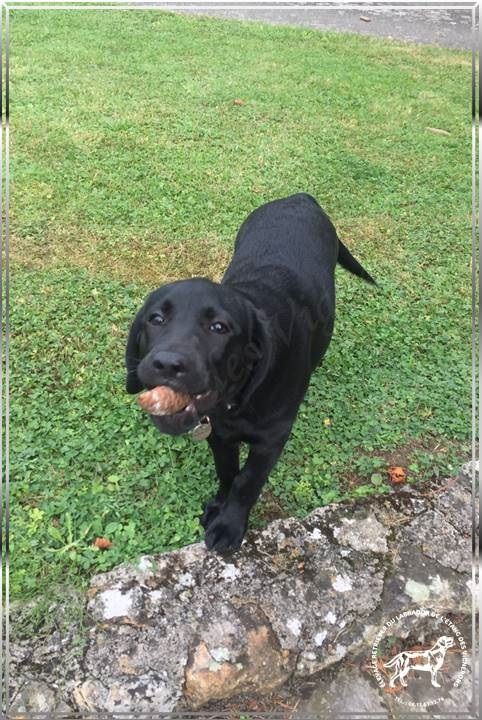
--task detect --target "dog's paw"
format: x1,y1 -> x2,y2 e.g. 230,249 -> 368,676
204,507 -> 247,554
199,497 -> 224,530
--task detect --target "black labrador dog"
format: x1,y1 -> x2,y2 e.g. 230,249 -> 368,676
126,193 -> 375,553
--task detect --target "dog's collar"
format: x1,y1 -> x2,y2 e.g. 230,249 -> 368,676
189,402 -> 237,441
190,416 -> 212,441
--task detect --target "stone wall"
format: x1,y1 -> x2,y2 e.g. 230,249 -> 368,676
10,464 -> 477,716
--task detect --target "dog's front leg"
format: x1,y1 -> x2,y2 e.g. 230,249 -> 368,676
200,431 -> 240,529
204,442 -> 285,553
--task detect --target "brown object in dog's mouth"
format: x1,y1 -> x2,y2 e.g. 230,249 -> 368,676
137,386 -> 193,416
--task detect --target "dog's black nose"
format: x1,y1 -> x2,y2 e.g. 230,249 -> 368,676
152,351 -> 188,377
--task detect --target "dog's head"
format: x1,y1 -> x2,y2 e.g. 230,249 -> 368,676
125,278 -> 272,435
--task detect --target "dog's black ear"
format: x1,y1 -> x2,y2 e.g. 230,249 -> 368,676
125,308 -> 145,394
240,302 -> 274,408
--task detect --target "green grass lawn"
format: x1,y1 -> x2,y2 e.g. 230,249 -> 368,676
9,10 -> 472,600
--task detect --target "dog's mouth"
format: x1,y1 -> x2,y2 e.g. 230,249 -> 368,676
181,389 -> 219,416
147,388 -> 219,437
143,386 -> 219,418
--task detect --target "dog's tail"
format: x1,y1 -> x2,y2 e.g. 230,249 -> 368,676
337,239 -> 377,286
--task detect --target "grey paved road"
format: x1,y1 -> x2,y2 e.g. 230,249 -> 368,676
160,3 -> 474,50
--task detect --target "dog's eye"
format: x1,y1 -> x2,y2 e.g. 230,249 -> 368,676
148,313 -> 165,326
209,321 -> 228,334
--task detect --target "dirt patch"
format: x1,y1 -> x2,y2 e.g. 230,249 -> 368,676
251,489 -> 291,527
10,227 -> 232,286
340,436 -> 471,493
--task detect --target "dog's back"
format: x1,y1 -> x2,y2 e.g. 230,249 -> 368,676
223,193 -> 338,314
223,193 -> 375,374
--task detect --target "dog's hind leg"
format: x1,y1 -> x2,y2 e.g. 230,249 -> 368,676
388,671 -> 399,688
400,666 -> 410,687
430,668 -> 441,688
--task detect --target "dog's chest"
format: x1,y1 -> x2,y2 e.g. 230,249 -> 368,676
210,401 -> 296,447
211,410 -> 258,444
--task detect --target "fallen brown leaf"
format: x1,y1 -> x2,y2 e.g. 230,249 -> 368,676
94,537 -> 112,550
388,466 -> 407,484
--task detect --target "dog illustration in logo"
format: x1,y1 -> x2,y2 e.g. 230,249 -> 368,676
384,635 -> 455,688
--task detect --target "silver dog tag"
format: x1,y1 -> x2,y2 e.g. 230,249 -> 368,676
190,416 -> 212,441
